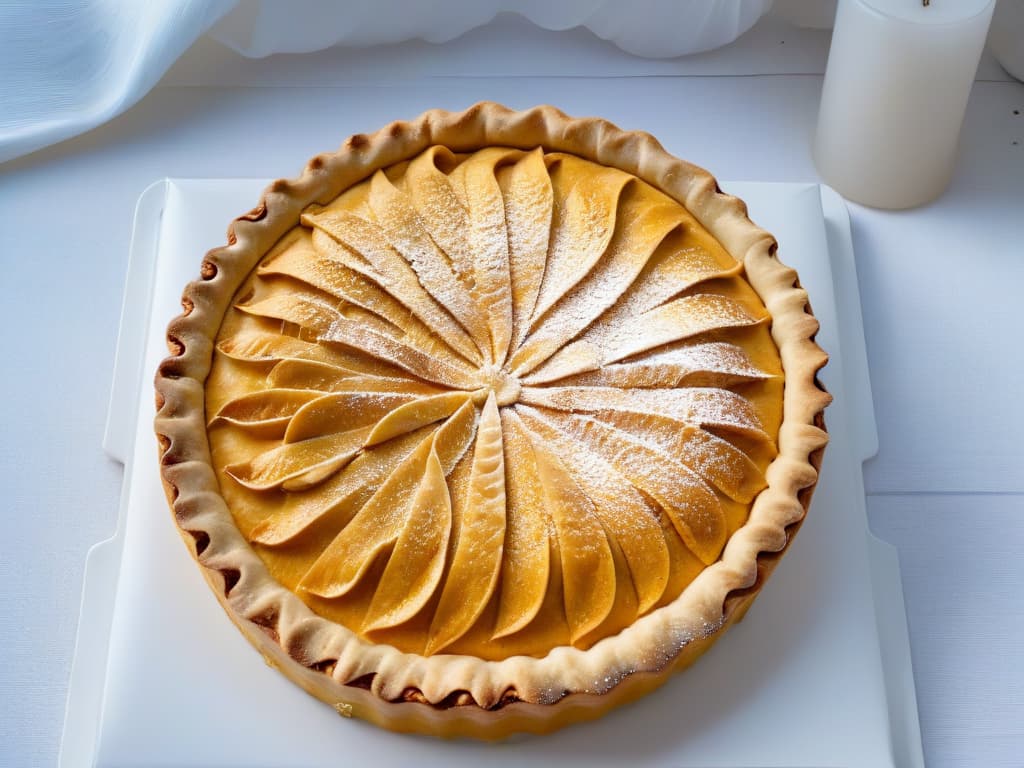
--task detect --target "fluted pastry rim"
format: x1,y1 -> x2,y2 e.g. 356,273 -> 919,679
154,102 -> 831,739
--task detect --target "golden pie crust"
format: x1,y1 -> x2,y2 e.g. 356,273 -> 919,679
154,102 -> 830,739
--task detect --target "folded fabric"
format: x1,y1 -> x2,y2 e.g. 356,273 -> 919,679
0,0 -> 771,165
0,0 -> 234,164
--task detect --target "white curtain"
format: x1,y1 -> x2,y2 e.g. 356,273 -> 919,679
0,0 -> 774,164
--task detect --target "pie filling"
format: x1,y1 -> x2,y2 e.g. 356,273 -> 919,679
205,146 -> 784,661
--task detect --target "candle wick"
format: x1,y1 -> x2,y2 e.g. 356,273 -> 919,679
922,0 -> 930,6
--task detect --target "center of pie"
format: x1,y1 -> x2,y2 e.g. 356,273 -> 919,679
471,365 -> 521,407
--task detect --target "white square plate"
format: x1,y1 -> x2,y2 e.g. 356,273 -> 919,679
61,178 -> 922,768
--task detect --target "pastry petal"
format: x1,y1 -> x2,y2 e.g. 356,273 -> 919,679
299,404 -> 476,599
216,330 -> 336,365
299,437 -> 433,598
405,146 -> 477,300
209,388 -> 321,438
260,237 -> 476,368
236,292 -> 339,336
492,410 -> 551,640
517,408 -> 669,614
283,392 -> 418,443
450,148 -> 519,366
598,294 -> 761,365
364,392 -> 474,447
524,422 -> 616,643
368,170 -> 492,362
217,328 -> 401,378
320,316 -> 479,390
523,407 -> 726,566
529,294 -> 760,382
305,213 -> 483,365
529,341 -> 770,389
249,429 -> 428,546
500,148 -> 553,354
509,185 -> 685,377
586,229 -> 741,333
363,445 -> 453,633
525,156 -> 631,326
426,392 -> 506,654
520,385 -> 771,445
592,409 -> 768,504
267,358 -> 441,395
225,427 -> 371,492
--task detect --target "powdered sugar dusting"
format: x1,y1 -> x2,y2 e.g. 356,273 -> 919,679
321,316 -> 478,390
502,149 -> 553,353
597,293 -> 759,366
516,407 -> 670,613
262,241 -> 476,368
509,192 -> 685,377
307,212 -> 483,366
213,144 -> 781,658
527,341 -> 770,388
516,405 -> 727,564
585,237 -> 735,338
519,385 -> 768,439
367,170 -> 492,362
524,159 -> 630,330
459,150 -> 516,365
493,409 -> 553,639
405,148 -> 477,298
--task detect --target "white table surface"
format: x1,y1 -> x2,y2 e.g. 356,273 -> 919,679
1,12 -> 1021,767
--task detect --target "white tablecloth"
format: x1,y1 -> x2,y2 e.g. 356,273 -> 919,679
1,13 -> 1021,767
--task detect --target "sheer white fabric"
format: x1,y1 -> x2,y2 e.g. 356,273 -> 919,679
0,0 -> 771,164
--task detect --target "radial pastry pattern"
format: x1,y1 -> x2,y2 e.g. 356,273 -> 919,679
206,147 -> 781,660
155,103 -> 830,739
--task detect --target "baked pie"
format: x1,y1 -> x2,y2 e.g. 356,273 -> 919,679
155,102 -> 830,738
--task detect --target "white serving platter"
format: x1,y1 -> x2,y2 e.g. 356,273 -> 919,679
60,177 -> 923,768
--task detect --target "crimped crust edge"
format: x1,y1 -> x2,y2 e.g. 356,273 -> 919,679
153,101 -> 831,739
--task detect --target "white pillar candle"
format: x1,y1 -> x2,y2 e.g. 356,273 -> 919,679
814,0 -> 995,209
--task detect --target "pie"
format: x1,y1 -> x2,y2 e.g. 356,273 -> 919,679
154,102 -> 830,739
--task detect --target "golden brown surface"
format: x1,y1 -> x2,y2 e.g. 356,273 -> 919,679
155,102 -> 830,739
206,147 -> 784,660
